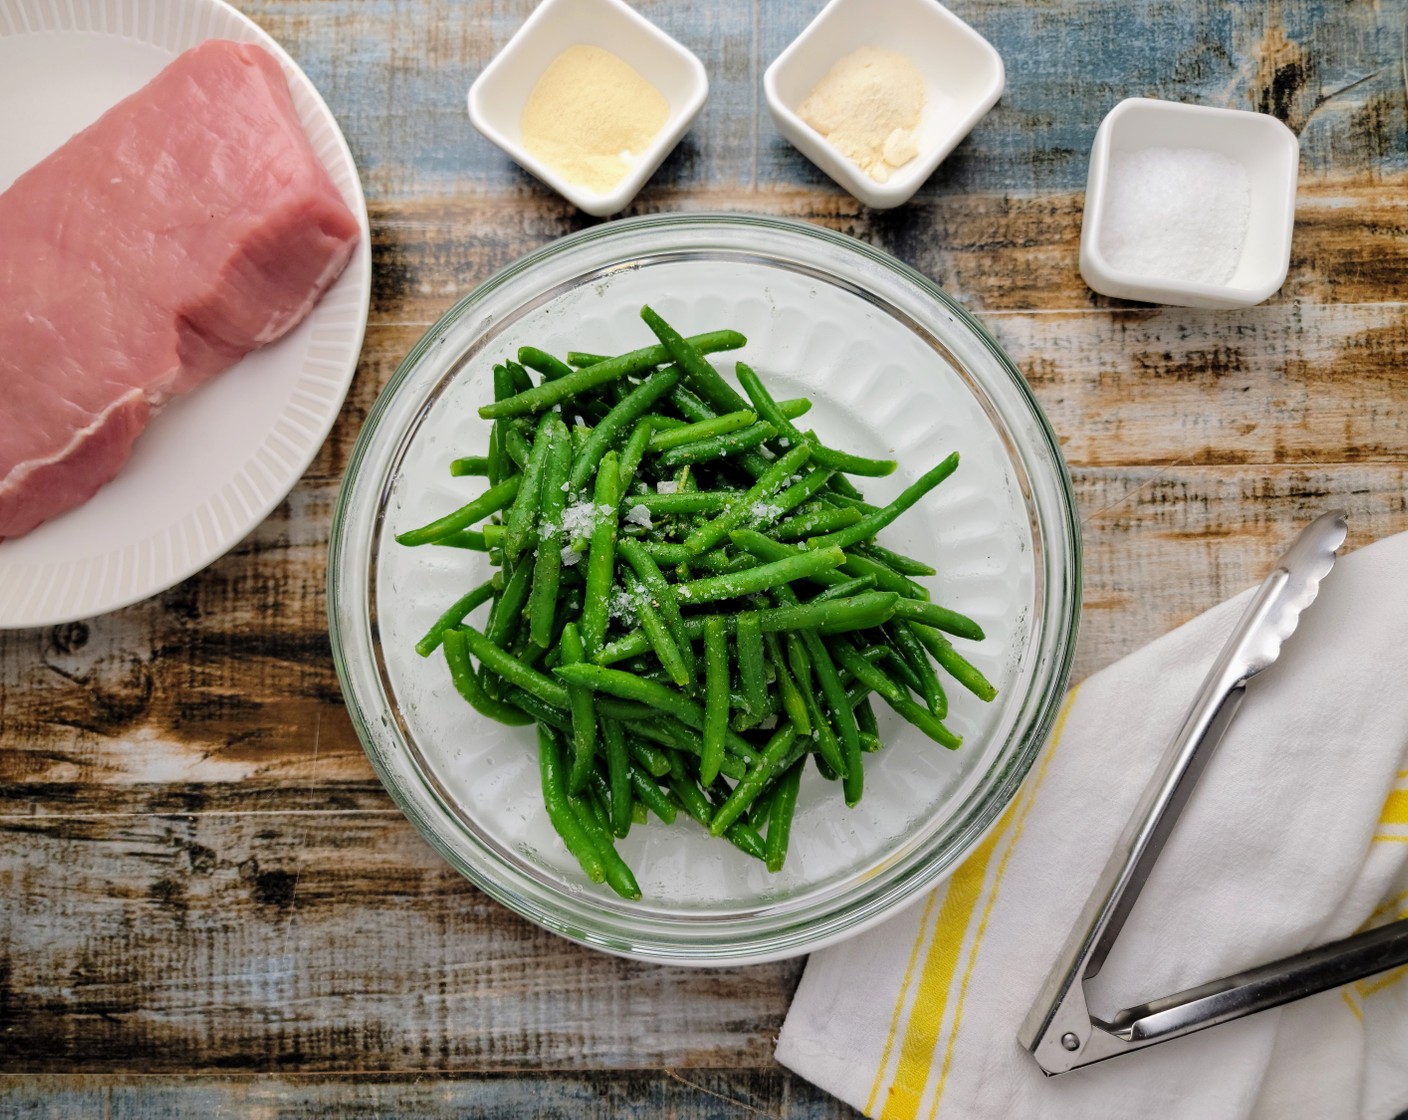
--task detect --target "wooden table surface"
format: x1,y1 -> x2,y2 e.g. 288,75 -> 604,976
3,0 -> 1407,1114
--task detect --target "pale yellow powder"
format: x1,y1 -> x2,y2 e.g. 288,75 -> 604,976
796,47 -> 926,184
520,45 -> 670,195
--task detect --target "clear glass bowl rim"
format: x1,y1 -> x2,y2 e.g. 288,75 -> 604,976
328,211 -> 1082,966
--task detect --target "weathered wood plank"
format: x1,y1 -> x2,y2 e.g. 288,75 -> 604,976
0,807 -> 803,1072
0,1071 -> 861,1118
288,179 -> 1408,490
239,0 -> 1408,199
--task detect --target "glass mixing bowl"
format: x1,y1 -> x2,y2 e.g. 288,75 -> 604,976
328,213 -> 1080,965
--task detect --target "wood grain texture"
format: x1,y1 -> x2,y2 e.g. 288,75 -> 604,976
0,1071 -> 856,1118
2,0 -> 1407,1112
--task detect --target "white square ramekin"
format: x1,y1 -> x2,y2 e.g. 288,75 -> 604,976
1079,98 -> 1301,309
763,0 -> 1004,210
467,0 -> 708,218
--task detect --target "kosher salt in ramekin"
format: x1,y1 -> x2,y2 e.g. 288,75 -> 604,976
467,0 -> 707,218
764,0 -> 1004,210
1079,98 -> 1300,309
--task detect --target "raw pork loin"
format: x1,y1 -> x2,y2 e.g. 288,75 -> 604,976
0,39 -> 360,539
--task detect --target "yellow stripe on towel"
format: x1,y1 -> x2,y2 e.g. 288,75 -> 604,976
1378,789 -> 1408,828
873,687 -> 1081,1120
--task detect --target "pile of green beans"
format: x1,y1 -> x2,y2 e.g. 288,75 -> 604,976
398,306 -> 996,898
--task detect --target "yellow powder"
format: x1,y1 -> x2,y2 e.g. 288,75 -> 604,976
520,45 -> 670,195
796,47 -> 926,184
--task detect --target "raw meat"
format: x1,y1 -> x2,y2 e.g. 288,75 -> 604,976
0,39 -> 361,540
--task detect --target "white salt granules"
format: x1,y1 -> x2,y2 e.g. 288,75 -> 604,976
1098,147 -> 1251,286
624,504 -> 653,529
559,499 -> 600,539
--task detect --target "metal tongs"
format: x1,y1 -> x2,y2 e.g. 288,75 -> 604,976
1021,510 -> 1408,1075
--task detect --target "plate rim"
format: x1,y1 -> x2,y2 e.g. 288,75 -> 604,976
0,0 -> 372,629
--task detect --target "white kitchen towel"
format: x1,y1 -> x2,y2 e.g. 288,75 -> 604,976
777,529 -> 1408,1120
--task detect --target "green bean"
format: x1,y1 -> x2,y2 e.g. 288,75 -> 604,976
617,418 -> 656,494
558,623 -> 598,794
854,541 -> 937,577
450,455 -> 490,477
552,663 -> 761,765
568,367 -> 683,492
517,345 -> 576,382
800,628 -> 863,804
731,529 -> 924,600
830,642 -> 961,749
755,590 -> 899,634
486,558 -> 533,649
888,598 -> 986,641
505,360 -> 533,393
701,616 -> 729,785
640,306 -> 753,416
504,426 -> 532,471
415,578 -> 495,657
502,691 -> 568,737
807,452 -> 960,552
820,488 -> 880,516
617,538 -> 697,689
883,642 -> 927,697
656,421 -> 777,468
628,490 -> 745,515
831,642 -> 911,708
910,624 -> 998,702
665,755 -> 766,859
579,451 -> 621,656
592,590 -> 896,666
856,714 -> 883,754
666,753 -> 714,827
649,410 -> 757,451
827,471 -> 866,501
395,475 -> 522,547
458,624 -> 569,710
441,629 -> 533,725
489,365 -> 510,485
838,549 -> 930,600
888,622 -> 947,719
631,718 -> 748,781
526,416 -> 573,646
566,350 -> 609,367
774,503 -> 863,541
629,577 -> 690,688
674,546 -> 844,605
765,759 -> 804,872
710,724 -> 797,836
626,738 -> 672,778
735,361 -> 897,477
537,726 -> 606,884
430,530 -> 490,551
764,631 -> 810,735
480,330 -> 746,419
588,757 -> 630,839
628,763 -> 678,824
735,612 -> 768,718
567,794 -> 640,899
811,575 -> 878,602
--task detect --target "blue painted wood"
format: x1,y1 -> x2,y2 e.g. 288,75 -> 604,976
246,0 -> 1408,204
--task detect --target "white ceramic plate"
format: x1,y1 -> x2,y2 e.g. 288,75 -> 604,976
0,0 -> 372,628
